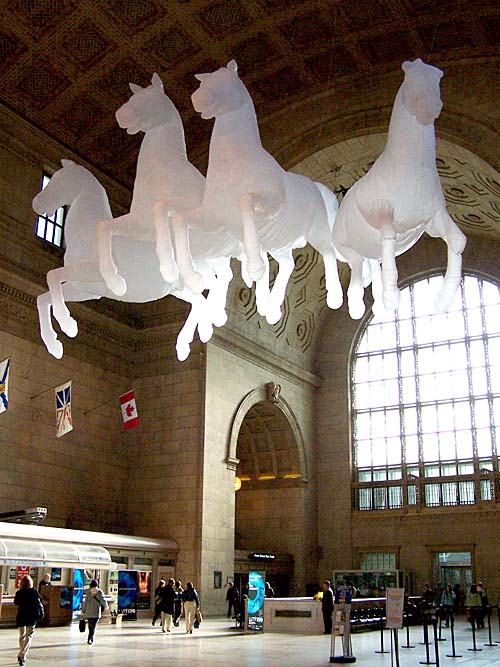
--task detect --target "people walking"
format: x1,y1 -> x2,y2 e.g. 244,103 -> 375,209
173,580 -> 184,627
14,575 -> 44,666
182,581 -> 200,633
152,579 -> 165,626
81,579 -> 108,644
440,584 -> 456,627
158,578 -> 176,633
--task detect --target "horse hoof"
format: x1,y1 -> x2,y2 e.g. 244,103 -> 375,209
247,259 -> 265,282
435,292 -> 451,314
63,318 -> 78,338
212,310 -> 228,328
186,272 -> 204,295
326,289 -> 343,310
266,307 -> 282,326
348,301 -> 366,320
49,340 -> 64,359
176,342 -> 190,362
383,289 -> 400,311
199,323 -> 214,343
107,275 -> 127,296
160,265 -> 179,284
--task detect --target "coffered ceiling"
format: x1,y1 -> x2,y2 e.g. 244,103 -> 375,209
1,0 -> 499,366
1,0 -> 498,188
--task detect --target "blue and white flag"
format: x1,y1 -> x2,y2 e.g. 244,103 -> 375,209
55,380 -> 72,437
0,358 -> 10,414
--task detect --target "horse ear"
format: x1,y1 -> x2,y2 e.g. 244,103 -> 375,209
129,83 -> 143,94
227,59 -> 238,74
195,73 -> 209,82
61,159 -> 75,168
151,73 -> 164,90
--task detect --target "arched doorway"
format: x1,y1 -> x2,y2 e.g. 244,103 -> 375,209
227,385 -> 310,597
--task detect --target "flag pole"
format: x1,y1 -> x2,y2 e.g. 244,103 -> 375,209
30,384 -> 66,400
83,395 -> 122,416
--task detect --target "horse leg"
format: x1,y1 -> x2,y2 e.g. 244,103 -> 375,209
175,292 -> 213,361
253,251 -> 271,317
37,292 -> 63,359
154,202 -> 178,284
369,260 -> 387,318
97,217 -> 128,296
426,208 -> 467,313
171,210 -> 204,294
266,249 -> 295,325
380,224 -> 400,310
205,257 -> 233,327
46,267 -> 79,338
347,254 -> 366,319
238,193 -> 265,281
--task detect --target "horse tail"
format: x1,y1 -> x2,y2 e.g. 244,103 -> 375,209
314,181 -> 339,233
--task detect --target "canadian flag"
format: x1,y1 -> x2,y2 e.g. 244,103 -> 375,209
119,390 -> 139,430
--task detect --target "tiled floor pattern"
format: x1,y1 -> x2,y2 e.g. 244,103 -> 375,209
2,616 -> 500,666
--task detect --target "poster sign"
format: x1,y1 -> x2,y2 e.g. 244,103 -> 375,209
386,587 -> 405,629
335,586 -> 352,604
16,566 -> 30,588
136,571 -> 151,610
118,570 -> 138,620
247,570 -> 265,632
73,569 -> 84,611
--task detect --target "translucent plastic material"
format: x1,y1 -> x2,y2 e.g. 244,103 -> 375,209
332,59 -> 466,319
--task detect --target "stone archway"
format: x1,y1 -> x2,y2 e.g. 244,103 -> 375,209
227,384 -> 309,596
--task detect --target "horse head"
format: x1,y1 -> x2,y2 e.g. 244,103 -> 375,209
32,159 -> 86,216
191,59 -> 249,119
116,72 -> 182,134
401,58 -> 443,126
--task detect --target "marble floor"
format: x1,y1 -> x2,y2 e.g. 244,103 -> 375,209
2,616 -> 500,666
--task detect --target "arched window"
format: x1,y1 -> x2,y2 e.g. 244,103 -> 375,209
352,273 -> 500,511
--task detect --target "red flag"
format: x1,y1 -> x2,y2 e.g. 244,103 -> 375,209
119,390 -> 139,430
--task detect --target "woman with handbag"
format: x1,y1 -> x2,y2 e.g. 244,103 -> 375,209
182,581 -> 200,634
14,574 -> 44,666
81,579 -> 108,644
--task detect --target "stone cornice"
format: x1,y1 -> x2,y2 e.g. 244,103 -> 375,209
210,325 -> 321,389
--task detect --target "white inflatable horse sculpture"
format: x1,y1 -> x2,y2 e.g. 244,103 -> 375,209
33,160 -> 219,361
171,59 -> 343,325
333,58 -> 467,319
96,73 -> 242,332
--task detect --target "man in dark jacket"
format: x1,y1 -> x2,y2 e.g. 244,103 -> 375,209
158,578 -> 176,632
15,575 -> 44,666
321,580 -> 334,634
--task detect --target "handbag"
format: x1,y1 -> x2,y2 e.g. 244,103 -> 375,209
35,595 -> 45,622
79,618 -> 86,632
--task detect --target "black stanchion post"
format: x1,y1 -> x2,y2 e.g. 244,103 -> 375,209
437,606 -> 446,641
401,610 -> 415,649
445,611 -> 462,658
375,605 -> 389,654
485,606 -> 498,647
419,612 -> 436,665
468,607 -> 482,652
432,615 -> 440,667
393,628 -> 400,667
